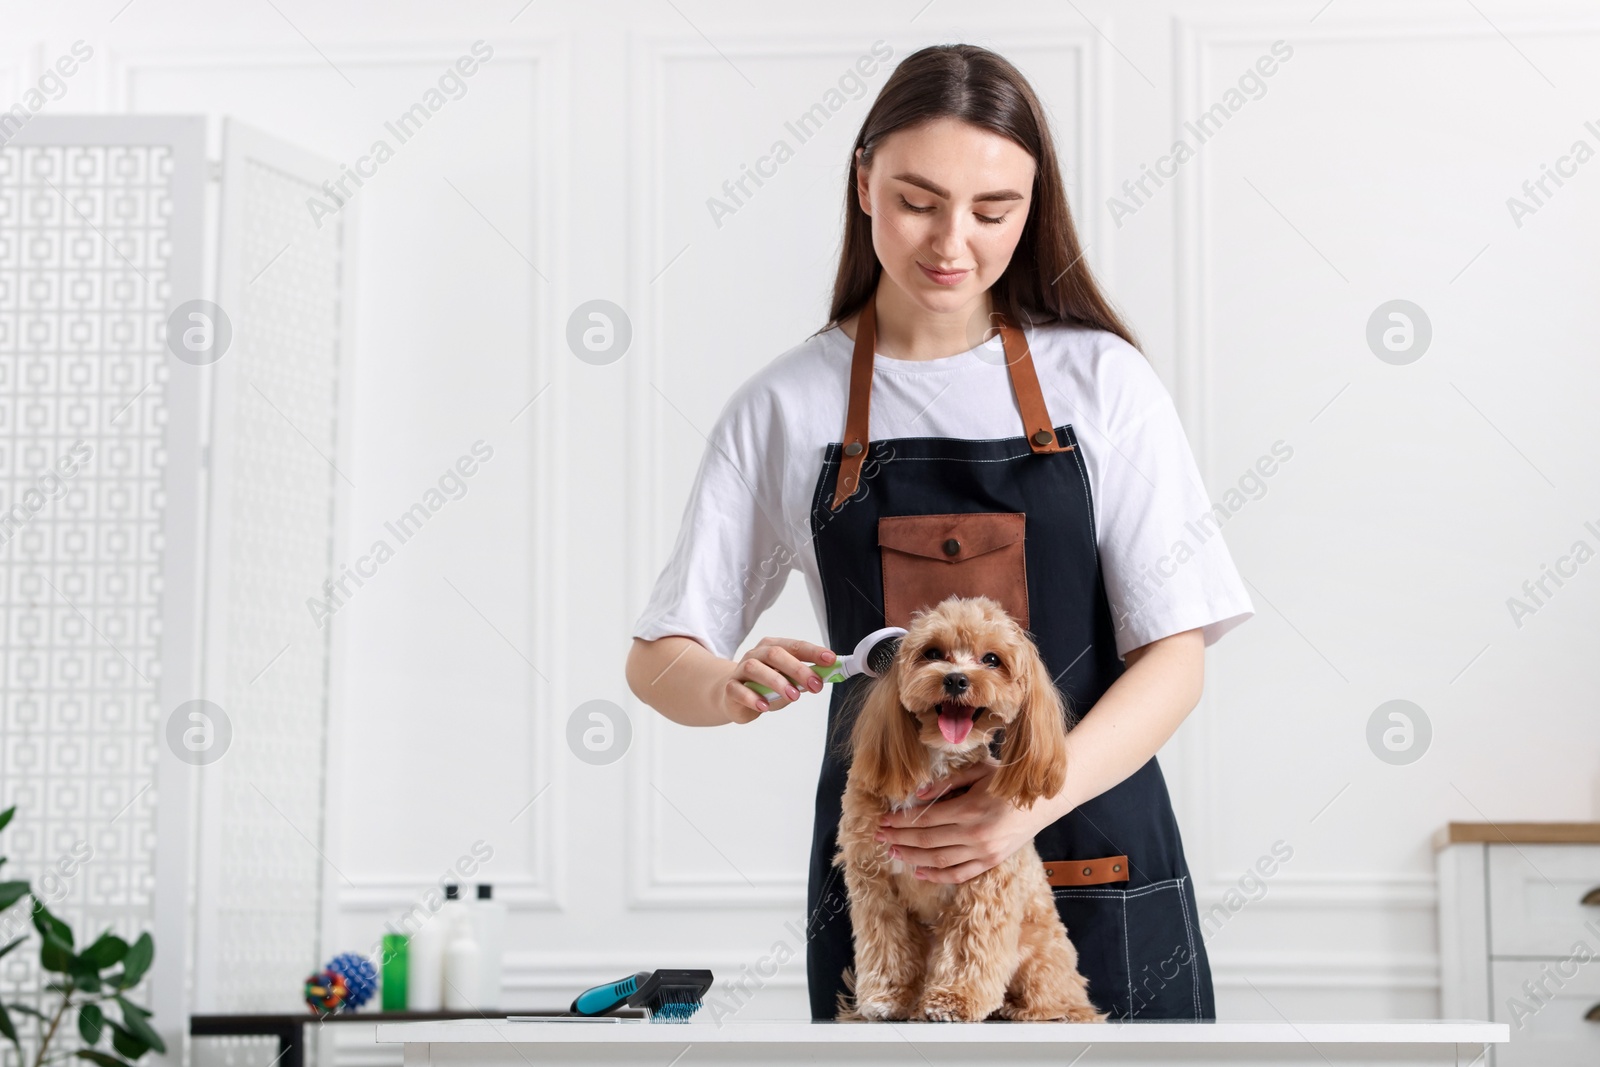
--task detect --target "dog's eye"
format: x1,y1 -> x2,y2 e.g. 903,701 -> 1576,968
982,652 -> 1003,669
922,647 -> 943,661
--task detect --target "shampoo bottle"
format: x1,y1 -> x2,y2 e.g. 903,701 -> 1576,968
442,904 -> 482,1009
405,907 -> 446,1011
474,883 -> 507,1009
380,933 -> 409,1011
439,882 -> 467,934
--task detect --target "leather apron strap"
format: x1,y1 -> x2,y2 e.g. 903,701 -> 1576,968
829,290 -> 1071,511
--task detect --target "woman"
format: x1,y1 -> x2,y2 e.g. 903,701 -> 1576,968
625,43 -> 1253,1022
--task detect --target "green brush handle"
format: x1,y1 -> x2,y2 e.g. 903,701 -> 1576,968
743,661 -> 846,698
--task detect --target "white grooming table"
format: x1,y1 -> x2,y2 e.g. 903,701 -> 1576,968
377,1017 -> 1506,1066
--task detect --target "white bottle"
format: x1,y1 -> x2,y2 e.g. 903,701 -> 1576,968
442,904 -> 482,1009
473,883 -> 507,1009
405,906 -> 446,1011
438,882 -> 468,941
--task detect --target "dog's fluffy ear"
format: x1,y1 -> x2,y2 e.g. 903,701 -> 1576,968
846,659 -> 924,801
990,640 -> 1069,808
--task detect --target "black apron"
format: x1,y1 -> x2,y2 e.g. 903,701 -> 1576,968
802,292 -> 1216,1022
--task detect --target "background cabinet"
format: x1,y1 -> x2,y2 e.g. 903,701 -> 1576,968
1436,823 -> 1600,1066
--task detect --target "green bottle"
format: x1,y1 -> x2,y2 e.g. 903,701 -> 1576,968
381,934 -> 409,1011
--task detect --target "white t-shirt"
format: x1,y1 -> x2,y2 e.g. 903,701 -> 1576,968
632,320 -> 1254,663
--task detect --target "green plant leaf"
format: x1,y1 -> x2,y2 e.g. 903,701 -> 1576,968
0,1001 -> 17,1047
78,1003 -> 105,1045
113,998 -> 164,1055
0,806 -> 15,834
0,881 -> 29,913
115,935 -> 152,989
75,1051 -> 133,1067
79,934 -> 128,970
68,947 -> 103,989
31,901 -> 72,948
40,930 -> 75,973
8,1003 -> 47,1021
0,934 -> 26,962
107,1022 -> 146,1060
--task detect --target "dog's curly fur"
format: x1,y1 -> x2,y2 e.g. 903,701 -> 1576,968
831,596 -> 1107,1023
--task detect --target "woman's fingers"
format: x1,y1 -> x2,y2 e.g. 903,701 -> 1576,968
761,633 -> 838,684
897,797 -> 964,830
764,647 -> 826,693
726,636 -> 837,723
741,657 -> 801,702
768,639 -> 844,662
889,836 -> 1000,882
766,638 -> 837,688
915,859 -> 987,884
882,787 -> 964,827
888,840 -> 971,869
725,674 -> 774,722
754,638 -> 832,693
878,816 -> 960,851
732,648 -> 818,709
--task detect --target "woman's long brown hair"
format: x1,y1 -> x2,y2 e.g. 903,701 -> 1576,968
819,44 -> 1140,352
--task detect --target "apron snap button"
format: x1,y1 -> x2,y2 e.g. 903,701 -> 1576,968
942,538 -> 960,556
1113,864 -> 1122,872
844,441 -> 864,457
1081,866 -> 1093,876
1033,429 -> 1054,446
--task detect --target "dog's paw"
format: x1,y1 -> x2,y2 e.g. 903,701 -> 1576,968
916,986 -> 987,1023
994,994 -> 1108,1023
853,993 -> 914,1022
992,997 -> 1024,1021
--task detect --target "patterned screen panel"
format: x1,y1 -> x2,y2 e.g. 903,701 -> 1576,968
196,130 -> 348,1011
0,142 -> 174,1048
0,117 -> 347,1046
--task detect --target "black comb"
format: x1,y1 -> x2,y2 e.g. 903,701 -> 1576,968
627,968 -> 714,1022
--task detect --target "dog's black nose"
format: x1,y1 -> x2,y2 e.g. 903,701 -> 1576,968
942,672 -> 969,695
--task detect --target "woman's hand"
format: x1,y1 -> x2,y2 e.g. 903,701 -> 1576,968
874,760 -> 1066,884
721,636 -> 837,724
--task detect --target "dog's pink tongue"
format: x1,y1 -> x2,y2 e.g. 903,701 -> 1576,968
938,704 -> 974,744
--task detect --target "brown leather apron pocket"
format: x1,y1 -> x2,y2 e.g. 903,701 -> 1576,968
1043,854 -> 1130,887
877,512 -> 1029,629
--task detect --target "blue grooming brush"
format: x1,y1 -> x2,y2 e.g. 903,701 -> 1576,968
569,968 -> 714,1022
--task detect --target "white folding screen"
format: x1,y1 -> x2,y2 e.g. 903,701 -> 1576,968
0,115 -> 207,1067
0,113 -> 354,1062
189,119 -> 356,1015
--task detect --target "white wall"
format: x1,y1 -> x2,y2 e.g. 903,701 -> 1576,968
6,0 -> 1597,1045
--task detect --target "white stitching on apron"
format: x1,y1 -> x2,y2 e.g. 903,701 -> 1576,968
811,454 -> 841,645
871,454 -> 1048,464
817,427 -> 1073,469
1176,874 -> 1200,1020
1123,886 -> 1131,1016
1065,428 -> 1098,569
1050,876 -> 1184,899
1051,877 -> 1193,1020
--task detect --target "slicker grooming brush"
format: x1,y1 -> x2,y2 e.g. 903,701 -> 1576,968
743,626 -> 906,698
569,968 -> 715,1022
